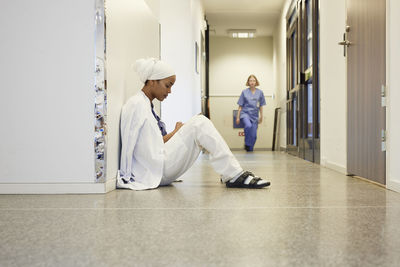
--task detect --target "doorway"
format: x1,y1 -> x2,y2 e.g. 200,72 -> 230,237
286,0 -> 320,163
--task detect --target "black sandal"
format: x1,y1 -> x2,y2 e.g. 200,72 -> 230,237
226,171 -> 270,189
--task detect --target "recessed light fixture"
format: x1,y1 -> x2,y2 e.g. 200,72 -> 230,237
227,29 -> 256,38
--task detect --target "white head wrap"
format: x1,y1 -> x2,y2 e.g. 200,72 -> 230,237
133,58 -> 175,83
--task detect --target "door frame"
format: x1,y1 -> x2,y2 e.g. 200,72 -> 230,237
286,3 -> 300,157
286,0 -> 320,163
204,22 -> 210,118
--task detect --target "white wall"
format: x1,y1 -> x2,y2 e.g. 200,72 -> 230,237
106,0 -> 160,180
319,0 -> 347,173
0,0 -> 161,193
144,0 -> 160,20
0,0 -> 95,183
209,36 -> 275,149
387,0 -> 400,192
191,0 -> 205,115
160,0 -> 204,132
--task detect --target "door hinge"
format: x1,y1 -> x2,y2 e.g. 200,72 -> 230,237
381,85 -> 387,107
381,129 -> 387,152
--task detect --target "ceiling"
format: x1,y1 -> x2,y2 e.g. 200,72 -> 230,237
202,0 -> 287,37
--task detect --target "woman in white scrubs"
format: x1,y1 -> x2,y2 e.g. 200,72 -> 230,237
118,58 -> 270,190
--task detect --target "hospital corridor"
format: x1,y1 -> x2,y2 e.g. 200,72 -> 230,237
1,0 -> 400,266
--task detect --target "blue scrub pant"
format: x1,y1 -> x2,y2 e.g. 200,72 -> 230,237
241,117 -> 258,151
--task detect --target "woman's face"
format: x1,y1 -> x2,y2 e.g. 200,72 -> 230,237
248,77 -> 257,87
150,75 -> 176,101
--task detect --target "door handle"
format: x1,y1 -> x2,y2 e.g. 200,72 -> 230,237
338,32 -> 352,56
338,40 -> 352,46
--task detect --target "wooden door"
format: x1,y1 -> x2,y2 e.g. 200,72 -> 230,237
346,0 -> 386,184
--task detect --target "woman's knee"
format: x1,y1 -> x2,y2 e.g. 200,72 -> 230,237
243,121 -> 252,129
197,114 -> 209,122
183,115 -> 214,133
194,114 -> 213,127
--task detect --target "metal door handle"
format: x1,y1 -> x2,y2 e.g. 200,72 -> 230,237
338,32 -> 352,57
338,40 -> 352,46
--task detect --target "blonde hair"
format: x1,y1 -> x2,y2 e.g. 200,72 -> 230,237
246,74 -> 260,86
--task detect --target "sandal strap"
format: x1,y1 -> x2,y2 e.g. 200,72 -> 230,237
243,171 -> 254,177
234,172 -> 250,184
243,171 -> 262,185
249,177 -> 262,186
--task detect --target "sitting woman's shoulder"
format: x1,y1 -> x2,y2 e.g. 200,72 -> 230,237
122,93 -> 147,117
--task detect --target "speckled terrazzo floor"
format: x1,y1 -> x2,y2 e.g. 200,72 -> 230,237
1,151 -> 400,266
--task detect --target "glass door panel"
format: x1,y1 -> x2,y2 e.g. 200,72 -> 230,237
287,0 -> 319,162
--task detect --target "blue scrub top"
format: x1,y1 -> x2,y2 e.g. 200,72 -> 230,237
237,88 -> 266,122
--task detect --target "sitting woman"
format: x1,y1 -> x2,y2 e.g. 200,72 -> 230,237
118,58 -> 270,190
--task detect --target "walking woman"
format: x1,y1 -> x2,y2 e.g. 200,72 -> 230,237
236,75 -> 266,152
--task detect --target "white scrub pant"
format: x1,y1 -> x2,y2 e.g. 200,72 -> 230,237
160,115 -> 243,186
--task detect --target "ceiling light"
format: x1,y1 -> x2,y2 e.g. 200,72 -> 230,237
227,29 -> 256,38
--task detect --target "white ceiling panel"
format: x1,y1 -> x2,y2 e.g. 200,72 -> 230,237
202,0 -> 287,37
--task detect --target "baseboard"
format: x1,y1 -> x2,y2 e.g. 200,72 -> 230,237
0,178 -> 117,194
322,160 -> 347,174
387,180 -> 400,193
105,178 -> 117,193
351,175 -> 385,188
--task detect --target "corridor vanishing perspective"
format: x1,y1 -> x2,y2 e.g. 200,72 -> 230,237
1,151 -> 400,266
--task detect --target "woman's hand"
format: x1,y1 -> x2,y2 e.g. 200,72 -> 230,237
163,122 -> 184,143
175,122 -> 183,131
236,106 -> 242,125
258,117 -> 263,124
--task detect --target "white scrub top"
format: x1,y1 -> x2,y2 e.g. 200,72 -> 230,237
118,91 -> 164,190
